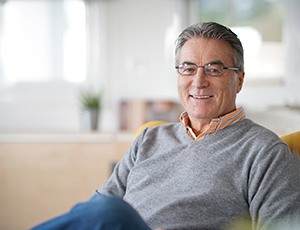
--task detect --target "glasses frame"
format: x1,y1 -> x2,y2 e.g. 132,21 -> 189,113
175,62 -> 240,77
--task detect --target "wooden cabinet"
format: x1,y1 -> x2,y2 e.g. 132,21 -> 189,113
0,133 -> 132,230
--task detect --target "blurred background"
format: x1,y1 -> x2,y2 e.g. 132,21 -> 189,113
0,0 -> 299,229
0,0 -> 299,134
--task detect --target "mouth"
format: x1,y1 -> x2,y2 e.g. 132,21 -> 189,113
190,95 -> 213,99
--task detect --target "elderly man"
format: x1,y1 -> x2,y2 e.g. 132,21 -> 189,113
32,22 -> 300,230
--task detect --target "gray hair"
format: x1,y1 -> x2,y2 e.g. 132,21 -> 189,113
175,22 -> 244,71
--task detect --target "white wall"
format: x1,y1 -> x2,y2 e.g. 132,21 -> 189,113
284,0 -> 300,104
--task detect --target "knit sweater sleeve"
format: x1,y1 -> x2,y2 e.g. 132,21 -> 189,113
96,129 -> 145,197
247,139 -> 300,228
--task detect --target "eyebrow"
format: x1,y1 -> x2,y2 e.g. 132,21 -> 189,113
206,60 -> 225,66
180,60 -> 225,66
181,61 -> 196,66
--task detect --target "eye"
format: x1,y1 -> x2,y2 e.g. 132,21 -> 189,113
207,67 -> 220,73
179,65 -> 196,75
205,64 -> 223,76
183,66 -> 196,74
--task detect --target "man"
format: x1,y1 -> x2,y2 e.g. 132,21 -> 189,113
32,22 -> 300,230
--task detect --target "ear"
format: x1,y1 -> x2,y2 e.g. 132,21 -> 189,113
236,71 -> 245,93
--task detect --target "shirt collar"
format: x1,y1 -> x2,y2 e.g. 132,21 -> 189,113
180,107 -> 245,140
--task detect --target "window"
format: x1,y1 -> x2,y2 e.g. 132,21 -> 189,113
192,0 -> 284,81
0,0 -> 89,132
0,0 -> 86,85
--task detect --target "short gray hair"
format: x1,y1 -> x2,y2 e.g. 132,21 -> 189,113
175,22 -> 244,71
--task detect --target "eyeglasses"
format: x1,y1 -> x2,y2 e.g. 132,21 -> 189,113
175,62 -> 240,77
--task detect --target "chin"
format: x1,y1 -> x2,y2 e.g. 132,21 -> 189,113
189,111 -> 215,120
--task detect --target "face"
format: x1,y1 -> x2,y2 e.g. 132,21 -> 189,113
177,38 -> 244,128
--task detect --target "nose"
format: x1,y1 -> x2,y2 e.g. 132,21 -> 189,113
192,67 -> 209,88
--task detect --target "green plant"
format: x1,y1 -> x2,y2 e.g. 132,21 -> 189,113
78,88 -> 101,110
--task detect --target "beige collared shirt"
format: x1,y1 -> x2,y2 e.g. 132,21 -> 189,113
180,107 -> 245,140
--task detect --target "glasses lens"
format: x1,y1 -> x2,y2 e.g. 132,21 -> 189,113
178,64 -> 197,76
205,64 -> 223,76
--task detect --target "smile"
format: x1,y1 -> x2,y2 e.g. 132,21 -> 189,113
191,95 -> 213,99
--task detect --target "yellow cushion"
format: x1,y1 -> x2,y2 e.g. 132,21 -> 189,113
134,121 -> 168,138
280,131 -> 300,156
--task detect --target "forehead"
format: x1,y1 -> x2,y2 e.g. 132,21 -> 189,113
179,38 -> 233,64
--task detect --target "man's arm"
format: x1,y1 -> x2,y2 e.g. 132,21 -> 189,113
96,133 -> 142,197
248,142 -> 300,228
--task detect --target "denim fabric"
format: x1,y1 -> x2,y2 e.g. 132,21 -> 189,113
31,194 -> 151,230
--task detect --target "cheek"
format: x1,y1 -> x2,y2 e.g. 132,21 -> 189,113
177,78 -> 190,106
226,81 -> 240,102
216,80 -> 238,101
177,78 -> 186,93
177,79 -> 185,101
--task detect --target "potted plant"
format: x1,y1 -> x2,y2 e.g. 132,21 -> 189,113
78,87 -> 102,131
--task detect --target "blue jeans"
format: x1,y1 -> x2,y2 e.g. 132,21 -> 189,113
31,194 -> 151,230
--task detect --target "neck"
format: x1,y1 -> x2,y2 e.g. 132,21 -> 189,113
190,119 -> 211,136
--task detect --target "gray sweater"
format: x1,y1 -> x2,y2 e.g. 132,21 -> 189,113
98,119 -> 300,230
